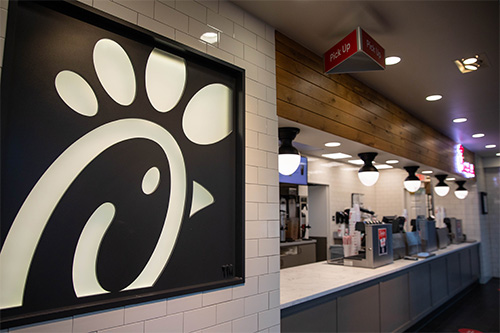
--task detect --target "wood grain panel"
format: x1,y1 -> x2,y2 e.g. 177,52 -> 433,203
276,40 -> 455,154
276,52 -> 453,155
277,83 -> 451,167
276,31 -> 474,174
277,67 -> 455,164
278,100 -> 430,162
276,34 -> 459,151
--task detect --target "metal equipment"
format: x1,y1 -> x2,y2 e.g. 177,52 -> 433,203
343,223 -> 393,268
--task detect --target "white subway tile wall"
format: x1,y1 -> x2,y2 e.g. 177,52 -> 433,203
374,169 -> 407,217
183,306 -> 216,332
138,14 -> 175,39
114,0 -> 155,17
433,179 -> 483,242
246,239 -> 259,258
167,293 -> 202,315
94,0 -> 139,24
73,308 -> 125,333
144,313 -> 183,333
124,300 -> 167,324
102,322 -> 145,333
482,167 -> 500,278
307,156 -> 377,216
202,288 -> 233,307
243,293 -> 268,316
202,321 -> 232,333
232,314 -> 258,333
2,0 -> 279,332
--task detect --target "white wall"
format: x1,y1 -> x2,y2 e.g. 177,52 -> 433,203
307,156 -> 407,222
483,167 -> 500,278
432,178 -> 482,242
307,157 -> 376,215
373,169 -> 407,218
431,175 -> 493,281
1,0 -> 280,332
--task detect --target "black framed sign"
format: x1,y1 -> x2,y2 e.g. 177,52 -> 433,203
0,1 -> 244,328
480,192 -> 488,214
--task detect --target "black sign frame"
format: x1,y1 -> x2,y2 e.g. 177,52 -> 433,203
0,0 -> 245,328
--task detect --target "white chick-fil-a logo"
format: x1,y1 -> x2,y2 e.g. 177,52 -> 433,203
455,144 -> 475,178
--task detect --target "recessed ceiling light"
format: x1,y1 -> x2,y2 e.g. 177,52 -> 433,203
200,32 -> 218,44
485,144 -> 496,149
453,118 -> 467,123
472,133 -> 485,138
347,159 -> 365,165
385,160 -> 399,164
496,153 -> 500,157
463,57 -> 478,65
421,170 -> 433,174
454,54 -> 487,74
325,142 -> 341,147
321,161 -> 343,167
426,95 -> 442,101
375,164 -> 393,170
322,153 -> 352,160
385,56 -> 401,65
446,177 -> 456,181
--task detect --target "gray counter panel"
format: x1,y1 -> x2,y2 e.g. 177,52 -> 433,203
447,252 -> 461,294
380,273 -> 410,332
337,284 -> 379,332
460,248 -> 472,285
471,245 -> 480,280
409,263 -> 432,320
430,257 -> 448,306
281,297 -> 337,333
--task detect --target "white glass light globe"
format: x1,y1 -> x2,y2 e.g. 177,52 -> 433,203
454,190 -> 468,200
358,171 -> 379,187
404,180 -> 421,193
279,154 -> 301,176
434,186 -> 450,197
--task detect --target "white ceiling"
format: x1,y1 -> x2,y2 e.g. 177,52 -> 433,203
233,0 -> 499,159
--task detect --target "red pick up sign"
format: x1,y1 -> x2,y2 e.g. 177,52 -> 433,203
324,27 -> 385,74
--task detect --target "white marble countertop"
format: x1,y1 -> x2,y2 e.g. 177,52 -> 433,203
280,239 -> 317,247
280,242 -> 478,309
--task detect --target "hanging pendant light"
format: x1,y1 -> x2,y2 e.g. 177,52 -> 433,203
357,152 -> 379,186
403,166 -> 421,193
434,174 -> 450,197
278,127 -> 301,176
454,180 -> 469,199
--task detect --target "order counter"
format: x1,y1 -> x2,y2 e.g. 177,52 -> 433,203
281,242 -> 480,333
280,239 -> 317,269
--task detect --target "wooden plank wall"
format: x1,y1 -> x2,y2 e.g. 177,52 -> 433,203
276,31 -> 475,175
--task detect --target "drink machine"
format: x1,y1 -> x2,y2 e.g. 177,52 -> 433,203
298,185 -> 310,239
343,223 -> 393,268
280,198 -> 287,242
418,218 -> 438,252
444,217 -> 464,243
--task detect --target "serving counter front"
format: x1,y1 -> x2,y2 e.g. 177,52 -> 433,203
281,242 -> 480,332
